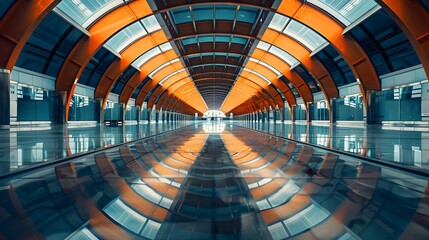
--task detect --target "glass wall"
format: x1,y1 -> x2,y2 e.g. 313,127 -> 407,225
68,95 -> 99,121
313,101 -> 329,120
293,104 -> 306,120
334,94 -> 364,121
104,101 -> 123,121
16,85 -> 59,121
125,106 -> 139,121
371,85 -> 422,122
284,108 -> 291,121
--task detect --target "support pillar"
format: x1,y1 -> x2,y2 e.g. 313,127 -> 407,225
0,69 -> 10,129
365,90 -> 376,124
57,91 -> 68,124
121,103 -> 126,123
307,103 -> 314,123
136,106 -> 141,123
96,98 -> 105,123
329,98 -> 337,123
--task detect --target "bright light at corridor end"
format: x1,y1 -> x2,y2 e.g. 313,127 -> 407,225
203,110 -> 226,118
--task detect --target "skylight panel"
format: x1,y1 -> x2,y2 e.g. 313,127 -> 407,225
243,68 -> 272,84
283,20 -> 327,51
159,69 -> 185,85
307,0 -> 378,25
249,58 -> 282,77
256,41 -> 271,51
133,47 -> 161,68
105,21 -> 147,52
56,0 -> 124,27
268,14 -> 290,32
269,45 -> 298,66
141,15 -> 161,33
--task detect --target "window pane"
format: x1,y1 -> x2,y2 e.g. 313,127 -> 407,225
308,0 -> 378,25
283,20 -> 326,51
55,0 -> 124,27
105,21 -> 147,52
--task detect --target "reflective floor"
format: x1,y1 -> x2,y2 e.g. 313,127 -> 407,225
0,122 -> 428,239
236,122 -> 429,173
0,122 -> 191,176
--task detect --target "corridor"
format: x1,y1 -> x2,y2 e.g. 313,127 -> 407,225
0,123 -> 428,239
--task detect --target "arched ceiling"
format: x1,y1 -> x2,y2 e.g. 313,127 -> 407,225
0,0 -> 428,119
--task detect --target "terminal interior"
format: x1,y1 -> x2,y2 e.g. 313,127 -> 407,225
0,0 -> 429,239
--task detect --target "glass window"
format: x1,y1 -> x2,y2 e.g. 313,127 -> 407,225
105,21 -> 147,52
171,7 -> 192,24
243,68 -> 272,84
215,35 -> 231,43
193,5 -> 214,21
256,41 -> 271,52
149,59 -> 179,78
198,36 -> 214,43
249,58 -> 282,77
55,0 -> 124,27
308,0 -> 378,25
16,85 -> 60,121
283,20 -> 327,51
269,14 -> 290,32
269,45 -> 299,66
350,10 -> 420,75
132,47 -> 162,68
315,45 -> 356,87
215,5 -> 236,21
231,36 -> 248,45
334,94 -> 364,121
182,37 -> 197,45
159,69 -> 185,85
141,15 -> 161,33
159,42 -> 172,52
237,6 -> 258,23
104,15 -> 162,53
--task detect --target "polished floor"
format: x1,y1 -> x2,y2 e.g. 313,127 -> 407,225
0,122 -> 428,239
0,122 -> 190,176
236,121 -> 429,173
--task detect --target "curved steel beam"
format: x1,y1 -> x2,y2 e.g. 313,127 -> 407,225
55,0 -> 153,120
0,0 -> 60,70
375,0 -> 429,80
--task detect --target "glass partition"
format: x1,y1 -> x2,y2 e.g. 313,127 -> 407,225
104,101 -> 123,121
371,85 -> 422,122
125,106 -> 139,121
293,104 -> 306,121
16,85 -> 59,122
68,95 -> 99,121
313,101 -> 329,120
334,94 -> 364,121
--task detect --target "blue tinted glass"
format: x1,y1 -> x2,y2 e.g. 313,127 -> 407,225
182,37 -> 197,45
193,5 -> 213,21
172,7 -> 192,24
215,5 -> 236,20
198,36 -> 214,43
215,36 -> 231,43
200,53 -> 214,57
237,6 -> 258,23
231,36 -> 248,45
